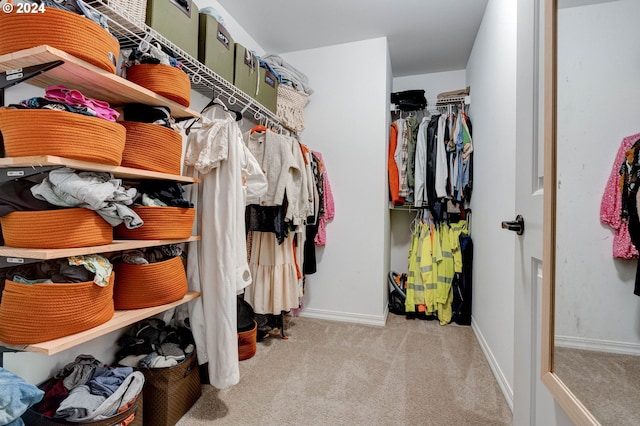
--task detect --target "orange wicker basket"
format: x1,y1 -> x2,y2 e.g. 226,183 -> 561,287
0,208 -> 112,249
0,8 -> 119,74
0,109 -> 126,165
120,121 -> 183,174
113,256 -> 188,309
125,64 -> 191,107
238,321 -> 257,361
114,207 -> 195,240
0,272 -> 115,345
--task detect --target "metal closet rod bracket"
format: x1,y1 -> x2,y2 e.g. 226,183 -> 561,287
0,60 -> 64,106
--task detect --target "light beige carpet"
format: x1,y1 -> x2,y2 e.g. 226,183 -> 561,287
554,346 -> 640,425
176,314 -> 512,426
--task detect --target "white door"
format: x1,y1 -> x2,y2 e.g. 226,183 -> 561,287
513,0 -> 573,424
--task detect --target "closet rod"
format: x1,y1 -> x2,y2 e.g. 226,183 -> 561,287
84,1 -> 291,132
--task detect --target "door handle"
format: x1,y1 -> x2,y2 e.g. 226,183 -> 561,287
501,214 -> 525,235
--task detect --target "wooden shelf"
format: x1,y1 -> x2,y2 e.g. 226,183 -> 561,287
0,156 -> 199,183
0,292 -> 201,356
0,236 -> 200,261
0,45 -> 199,119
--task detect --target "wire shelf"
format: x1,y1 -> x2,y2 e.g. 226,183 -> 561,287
85,1 -> 288,130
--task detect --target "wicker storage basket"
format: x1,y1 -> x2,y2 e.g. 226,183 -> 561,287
0,272 -> 115,345
0,208 -> 113,249
238,320 -> 257,361
120,121 -> 183,175
113,256 -> 187,309
0,7 -> 119,74
0,109 -> 126,166
86,0 -> 147,26
138,351 -> 201,426
125,64 -> 191,107
114,207 -> 195,240
22,379 -> 140,426
276,84 -> 309,132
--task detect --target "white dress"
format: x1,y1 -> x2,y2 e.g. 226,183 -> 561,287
183,108 -> 266,389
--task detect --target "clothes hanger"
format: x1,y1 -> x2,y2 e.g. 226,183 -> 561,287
185,92 -> 243,134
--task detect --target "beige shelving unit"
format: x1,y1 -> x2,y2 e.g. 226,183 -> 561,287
0,45 -> 200,119
0,47 -> 202,356
2,292 -> 201,356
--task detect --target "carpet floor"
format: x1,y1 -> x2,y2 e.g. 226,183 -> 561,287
554,346 -> 640,425
176,314 -> 512,426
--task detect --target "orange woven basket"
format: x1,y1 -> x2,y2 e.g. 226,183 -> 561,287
0,8 -> 119,74
0,109 -> 126,165
238,321 -> 257,361
0,272 -> 115,345
114,207 -> 195,240
125,64 -> 191,107
113,256 -> 188,310
0,208 -> 112,249
120,121 -> 183,174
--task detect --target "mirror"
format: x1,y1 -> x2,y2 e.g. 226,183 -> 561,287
543,0 -> 640,424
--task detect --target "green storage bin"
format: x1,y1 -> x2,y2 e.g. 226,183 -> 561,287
146,0 -> 200,58
198,14 -> 234,83
233,43 -> 278,114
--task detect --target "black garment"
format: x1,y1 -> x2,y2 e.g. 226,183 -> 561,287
4,259 -> 93,284
391,90 -> 427,111
620,139 -> 640,296
452,233 -> 473,325
303,222 -> 319,275
0,176 -> 55,217
245,201 -> 290,245
425,114 -> 440,208
626,181 -> 640,296
122,103 -> 173,128
136,180 -> 192,208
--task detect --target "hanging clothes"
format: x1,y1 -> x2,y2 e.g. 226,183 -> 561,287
183,107 -> 267,389
404,216 -> 456,324
395,118 -> 410,200
245,130 -> 302,223
600,132 -> 640,259
618,138 -> 640,297
244,231 -> 301,314
413,116 -> 430,207
388,122 -> 405,205
312,150 -> 335,246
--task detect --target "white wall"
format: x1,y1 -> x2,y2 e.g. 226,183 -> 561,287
280,38 -> 391,325
555,0 -> 640,352
465,0 -> 517,402
389,70 -> 467,274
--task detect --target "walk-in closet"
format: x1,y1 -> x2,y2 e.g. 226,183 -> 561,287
0,0 -> 628,425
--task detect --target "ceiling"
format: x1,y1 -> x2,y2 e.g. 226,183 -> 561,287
215,0 -> 489,77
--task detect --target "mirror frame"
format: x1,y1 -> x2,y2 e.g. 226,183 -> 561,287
541,0 -> 600,424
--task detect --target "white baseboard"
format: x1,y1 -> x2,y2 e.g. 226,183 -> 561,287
298,307 -> 388,327
555,335 -> 640,356
471,317 -> 514,412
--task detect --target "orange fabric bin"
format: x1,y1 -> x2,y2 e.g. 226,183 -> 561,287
0,7 -> 119,74
0,208 -> 113,249
114,207 -> 195,240
0,272 -> 115,345
113,256 -> 188,309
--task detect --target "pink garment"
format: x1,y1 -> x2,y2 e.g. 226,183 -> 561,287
600,132 -> 640,259
45,85 -> 119,122
312,150 -> 335,246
